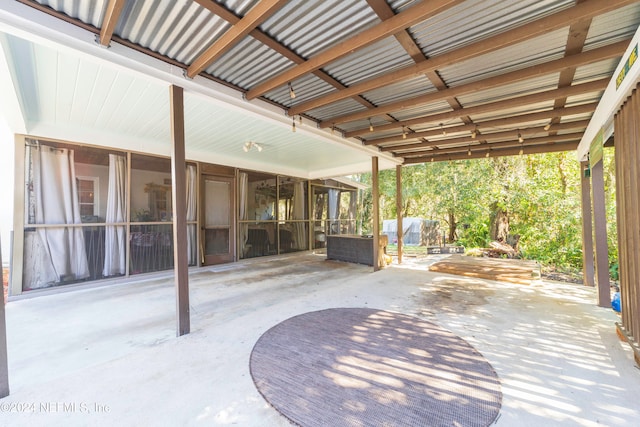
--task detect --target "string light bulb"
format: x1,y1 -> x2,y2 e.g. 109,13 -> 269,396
440,123 -> 446,136
518,131 -> 524,143
288,82 -> 296,99
485,151 -> 490,158
369,118 -> 374,132
468,146 -> 472,156
471,127 -> 477,139
402,126 -> 407,139
544,122 -> 551,131
519,145 -> 524,156
292,118 -> 296,132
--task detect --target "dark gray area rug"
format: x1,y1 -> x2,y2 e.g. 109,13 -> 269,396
250,308 -> 502,426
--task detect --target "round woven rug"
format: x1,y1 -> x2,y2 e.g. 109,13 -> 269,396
250,308 -> 502,427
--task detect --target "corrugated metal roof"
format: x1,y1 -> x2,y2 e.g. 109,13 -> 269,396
11,0 -> 640,166
208,36 -> 294,89
457,74 -> 563,107
260,0 -> 379,58
586,2 -> 640,48
362,75 -> 436,107
407,0 -> 575,57
439,29 -> 568,87
36,0 -> 107,26
322,37 -> 414,87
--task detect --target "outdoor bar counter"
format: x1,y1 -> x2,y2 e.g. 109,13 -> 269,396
326,234 -> 388,266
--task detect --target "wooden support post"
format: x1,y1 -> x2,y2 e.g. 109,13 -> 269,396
580,161 -> 595,287
372,157 -> 380,272
170,85 -> 190,336
591,159 -> 610,307
396,165 -> 403,264
0,237 -> 9,397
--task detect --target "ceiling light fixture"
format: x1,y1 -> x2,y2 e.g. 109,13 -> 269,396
369,118 -> 374,132
288,82 -> 296,99
243,141 -> 262,152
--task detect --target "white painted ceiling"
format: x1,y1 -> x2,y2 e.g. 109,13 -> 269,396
0,2 -> 398,179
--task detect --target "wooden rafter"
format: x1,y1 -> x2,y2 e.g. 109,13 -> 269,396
319,40 -> 627,128
346,78 -> 607,137
186,0 -> 287,79
288,0 -> 637,117
402,141 -> 579,164
382,122 -> 589,153
398,132 -> 585,157
362,103 -> 597,145
365,0 -> 473,127
98,0 -> 125,46
192,0 -> 392,118
245,0 -> 464,100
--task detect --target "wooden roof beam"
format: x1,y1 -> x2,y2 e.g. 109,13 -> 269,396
319,40 -> 628,128
192,0 -> 394,120
98,0 -> 125,46
288,0 -> 637,116
186,0 -> 287,79
245,0 -> 464,100
402,141 -> 579,164
348,78 -> 607,138
382,122 -> 589,152
398,133 -> 584,157
363,103 -> 597,145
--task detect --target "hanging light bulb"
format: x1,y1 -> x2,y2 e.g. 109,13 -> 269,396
485,151 -> 490,158
468,146 -> 472,156
299,115 -> 302,124
288,82 -> 296,99
440,123 -> 446,136
292,118 -> 296,132
402,126 -> 407,139
544,122 -> 551,131
471,127 -> 477,139
243,142 -> 250,152
369,118 -> 373,132
519,145 -> 524,156
430,157 -> 434,162
518,131 -> 524,143
256,142 -> 263,152
331,124 -> 336,135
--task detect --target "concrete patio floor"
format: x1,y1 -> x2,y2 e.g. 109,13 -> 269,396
0,252 -> 639,426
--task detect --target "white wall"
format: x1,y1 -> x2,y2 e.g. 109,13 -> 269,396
0,118 -> 14,266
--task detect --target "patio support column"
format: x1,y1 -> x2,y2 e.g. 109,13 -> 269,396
170,84 -> 190,336
396,165 -> 403,264
591,159 -> 610,307
0,238 -> 9,397
580,161 -> 595,287
372,156 -> 380,272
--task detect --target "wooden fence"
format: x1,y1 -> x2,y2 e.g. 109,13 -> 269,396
614,83 -> 640,365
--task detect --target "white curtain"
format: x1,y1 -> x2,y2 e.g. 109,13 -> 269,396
186,165 -> 197,265
293,181 -> 307,250
348,190 -> 357,234
33,144 -> 89,281
103,154 -> 127,276
238,172 -> 249,257
328,189 -> 340,234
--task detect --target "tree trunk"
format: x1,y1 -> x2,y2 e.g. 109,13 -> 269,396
448,209 -> 457,243
489,202 -> 509,242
